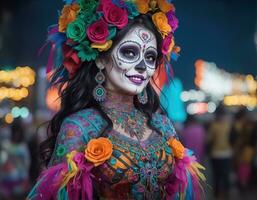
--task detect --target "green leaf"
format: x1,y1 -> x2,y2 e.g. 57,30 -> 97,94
107,26 -> 117,40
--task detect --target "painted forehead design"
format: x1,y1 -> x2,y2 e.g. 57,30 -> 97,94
117,27 -> 157,53
135,28 -> 154,44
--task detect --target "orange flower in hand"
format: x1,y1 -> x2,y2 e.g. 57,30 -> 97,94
85,137 -> 113,167
58,4 -> 80,32
135,0 -> 150,14
167,138 -> 185,159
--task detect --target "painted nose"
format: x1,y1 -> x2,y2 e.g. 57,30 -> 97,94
135,60 -> 147,73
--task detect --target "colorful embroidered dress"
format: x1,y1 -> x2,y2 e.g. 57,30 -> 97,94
28,93 -> 205,200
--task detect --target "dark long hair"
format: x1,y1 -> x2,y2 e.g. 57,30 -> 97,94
40,14 -> 164,166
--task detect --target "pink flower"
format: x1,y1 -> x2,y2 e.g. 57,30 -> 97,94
101,0 -> 128,29
86,19 -> 109,44
162,34 -> 174,55
166,10 -> 179,32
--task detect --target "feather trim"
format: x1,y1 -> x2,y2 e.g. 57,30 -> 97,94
165,149 -> 206,200
27,151 -> 94,200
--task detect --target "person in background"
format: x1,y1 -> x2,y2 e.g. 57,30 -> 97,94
0,119 -> 31,200
181,115 -> 206,163
250,121 -> 257,189
207,106 -> 233,199
230,109 -> 255,194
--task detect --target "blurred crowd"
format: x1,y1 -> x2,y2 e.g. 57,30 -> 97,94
0,119 -> 43,200
0,107 -> 257,200
178,107 -> 257,200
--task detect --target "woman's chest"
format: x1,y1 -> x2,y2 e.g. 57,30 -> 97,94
91,131 -> 174,198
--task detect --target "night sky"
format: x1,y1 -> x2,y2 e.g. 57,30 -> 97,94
0,0 -> 256,90
173,0 -> 257,89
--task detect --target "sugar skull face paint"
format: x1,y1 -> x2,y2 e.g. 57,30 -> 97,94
101,26 -> 158,95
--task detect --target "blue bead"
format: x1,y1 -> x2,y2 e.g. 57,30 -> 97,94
114,151 -> 121,157
110,158 -> 117,165
165,146 -> 172,154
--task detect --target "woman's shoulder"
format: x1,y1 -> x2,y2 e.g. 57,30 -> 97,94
152,112 -> 177,140
61,108 -> 108,140
65,108 -> 101,122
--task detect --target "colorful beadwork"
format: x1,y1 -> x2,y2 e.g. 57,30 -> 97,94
103,107 -> 147,140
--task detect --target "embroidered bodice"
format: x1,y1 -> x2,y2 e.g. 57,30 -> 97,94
29,93 -> 205,200
49,108 -> 176,199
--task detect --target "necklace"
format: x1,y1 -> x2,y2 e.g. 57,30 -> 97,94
101,89 -> 148,140
103,107 -> 147,140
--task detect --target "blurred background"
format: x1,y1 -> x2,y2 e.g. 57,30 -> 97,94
0,0 -> 257,199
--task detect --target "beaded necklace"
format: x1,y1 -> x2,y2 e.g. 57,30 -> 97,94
101,90 -> 147,140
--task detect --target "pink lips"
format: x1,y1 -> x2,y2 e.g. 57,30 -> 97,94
126,74 -> 146,85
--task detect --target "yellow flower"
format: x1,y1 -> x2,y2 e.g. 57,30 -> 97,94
157,0 -> 175,13
149,0 -> 157,10
85,137 -> 113,167
135,0 -> 150,14
58,4 -> 80,33
91,40 -> 113,52
167,138 -> 185,159
152,12 -> 172,38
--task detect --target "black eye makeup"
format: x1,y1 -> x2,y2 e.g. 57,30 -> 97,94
120,46 -> 139,59
144,48 -> 157,68
117,41 -> 141,64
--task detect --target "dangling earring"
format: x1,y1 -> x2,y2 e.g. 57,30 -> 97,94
137,89 -> 148,104
93,67 -> 106,102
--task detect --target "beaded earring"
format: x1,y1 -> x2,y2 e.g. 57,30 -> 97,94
93,66 -> 106,102
137,89 -> 148,104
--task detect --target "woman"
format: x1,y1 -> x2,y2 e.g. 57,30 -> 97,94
28,0 -> 205,199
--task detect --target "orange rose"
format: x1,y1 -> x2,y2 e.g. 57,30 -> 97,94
85,137 -> 113,167
167,138 -> 185,159
152,12 -> 172,38
135,0 -> 150,14
58,4 -> 80,32
157,0 -> 175,13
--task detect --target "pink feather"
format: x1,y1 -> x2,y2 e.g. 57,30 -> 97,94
32,163 -> 68,200
165,149 -> 205,200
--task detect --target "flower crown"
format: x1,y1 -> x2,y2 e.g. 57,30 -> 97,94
46,0 -> 179,79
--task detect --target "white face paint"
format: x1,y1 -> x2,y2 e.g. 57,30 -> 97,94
102,26 -> 158,95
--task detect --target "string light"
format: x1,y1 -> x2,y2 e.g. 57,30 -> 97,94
194,59 -> 257,98
0,87 -> 29,101
5,113 -> 14,124
224,95 -> 257,108
0,66 -> 35,87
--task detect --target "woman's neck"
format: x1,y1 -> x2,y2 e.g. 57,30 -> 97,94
101,89 -> 135,112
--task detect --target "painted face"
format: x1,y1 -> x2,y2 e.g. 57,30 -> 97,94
103,26 -> 158,95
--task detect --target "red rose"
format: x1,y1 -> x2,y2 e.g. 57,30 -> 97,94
101,0 -> 128,29
86,19 -> 109,44
63,45 -> 82,77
